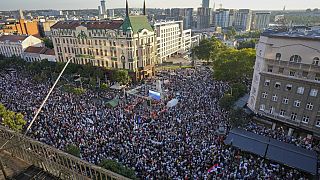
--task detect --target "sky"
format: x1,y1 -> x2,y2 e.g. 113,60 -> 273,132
1,0 -> 320,11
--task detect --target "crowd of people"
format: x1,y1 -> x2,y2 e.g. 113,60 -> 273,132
0,67 -> 315,179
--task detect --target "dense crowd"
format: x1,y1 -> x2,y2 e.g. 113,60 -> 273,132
0,67 -> 313,179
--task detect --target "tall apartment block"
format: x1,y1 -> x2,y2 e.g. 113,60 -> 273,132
248,31 -> 320,137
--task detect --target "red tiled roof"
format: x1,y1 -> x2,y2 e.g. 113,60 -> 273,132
51,20 -> 124,30
24,46 -> 46,54
0,35 -> 28,42
24,46 -> 55,55
43,48 -> 55,55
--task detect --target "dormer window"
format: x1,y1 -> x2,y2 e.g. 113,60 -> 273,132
313,57 -> 319,66
276,53 -> 281,60
290,55 -> 302,63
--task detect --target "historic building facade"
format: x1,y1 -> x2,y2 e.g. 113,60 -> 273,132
248,31 -> 320,137
51,1 -> 157,80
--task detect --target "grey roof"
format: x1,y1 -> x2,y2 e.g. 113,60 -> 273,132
224,128 -> 269,157
262,30 -> 320,40
266,139 -> 318,175
225,128 -> 318,175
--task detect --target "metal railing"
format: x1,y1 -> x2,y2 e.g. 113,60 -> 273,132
0,125 -> 130,180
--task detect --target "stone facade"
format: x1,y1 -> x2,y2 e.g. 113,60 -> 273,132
248,32 -> 320,136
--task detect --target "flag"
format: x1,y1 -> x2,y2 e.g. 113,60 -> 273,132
207,164 -> 220,174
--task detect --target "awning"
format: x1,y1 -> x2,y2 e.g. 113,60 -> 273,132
224,128 -> 269,157
225,128 -> 318,175
106,98 -> 119,108
266,139 -> 317,175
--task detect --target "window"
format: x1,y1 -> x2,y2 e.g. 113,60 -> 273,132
269,106 -> 274,114
316,120 -> 320,128
289,70 -> 296,77
286,84 -> 292,91
282,97 -> 288,104
262,92 -> 268,99
302,71 -> 308,78
293,100 -> 301,107
291,113 -> 298,121
313,57 -> 319,66
310,89 -> 318,97
278,68 -> 284,74
267,65 -> 273,72
259,104 -> 265,111
297,87 -> 304,94
276,53 -> 281,60
289,55 -> 302,63
302,116 -> 310,124
264,80 -> 270,86
272,94 -> 278,102
275,82 -> 281,89
279,109 -> 285,117
306,103 -> 313,110
315,73 -> 320,82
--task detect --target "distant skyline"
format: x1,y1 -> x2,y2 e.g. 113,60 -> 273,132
1,0 -> 320,11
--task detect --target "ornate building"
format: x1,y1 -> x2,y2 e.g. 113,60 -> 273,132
51,0 -> 156,80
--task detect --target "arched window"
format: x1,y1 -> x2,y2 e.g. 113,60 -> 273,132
289,55 -> 302,63
313,57 -> 319,66
276,53 -> 281,60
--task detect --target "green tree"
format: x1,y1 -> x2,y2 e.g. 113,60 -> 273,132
42,38 -> 54,49
237,39 -> 257,49
100,159 -> 137,179
225,27 -> 237,40
213,48 -> 255,82
65,144 -> 81,157
111,70 -> 130,85
0,104 -> 27,132
219,94 -> 235,110
192,37 -> 226,63
229,108 -> 249,128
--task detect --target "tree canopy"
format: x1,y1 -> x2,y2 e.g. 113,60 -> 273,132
213,48 -> 256,82
111,69 -> 131,85
65,144 -> 81,158
100,159 -> 137,179
192,37 -> 226,62
0,103 -> 27,132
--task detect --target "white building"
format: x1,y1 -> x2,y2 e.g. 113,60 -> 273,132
234,9 -> 252,31
252,12 -> 271,31
215,9 -> 230,28
154,20 -> 192,63
0,35 -> 43,58
22,46 -> 56,62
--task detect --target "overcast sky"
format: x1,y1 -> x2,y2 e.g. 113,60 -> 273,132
1,0 -> 319,11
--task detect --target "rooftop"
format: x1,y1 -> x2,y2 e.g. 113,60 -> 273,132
0,35 -> 28,42
24,46 -> 55,55
51,20 -> 124,30
262,29 -> 320,40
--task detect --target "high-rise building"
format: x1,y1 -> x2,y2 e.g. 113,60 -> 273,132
202,0 -> 210,8
197,7 -> 211,29
184,8 -> 194,29
252,12 -> 271,30
51,0 -> 157,80
19,9 -> 24,19
248,30 -> 320,137
215,8 -> 230,28
108,9 -> 115,18
100,0 -> 107,15
234,9 -> 252,31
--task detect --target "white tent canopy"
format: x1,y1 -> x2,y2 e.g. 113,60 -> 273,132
167,98 -> 179,108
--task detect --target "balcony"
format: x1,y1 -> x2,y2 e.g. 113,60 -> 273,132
75,54 -> 95,59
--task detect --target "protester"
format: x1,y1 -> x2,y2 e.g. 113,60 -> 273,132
0,67 -> 312,179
